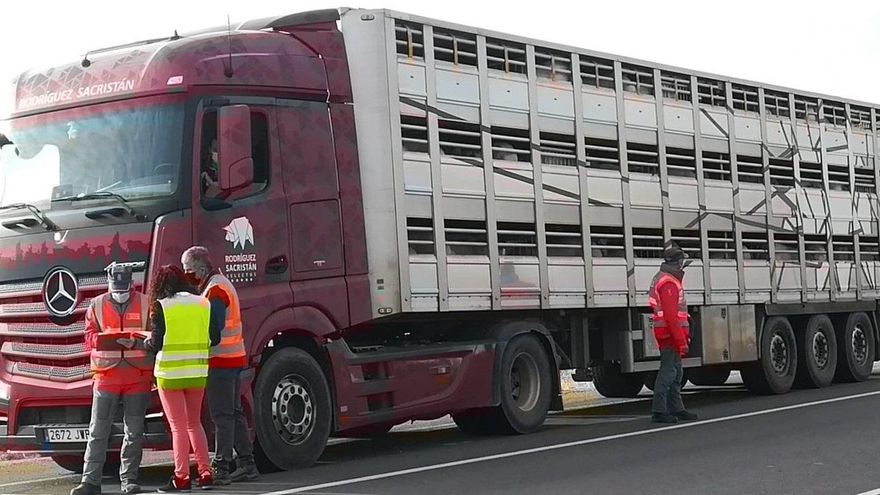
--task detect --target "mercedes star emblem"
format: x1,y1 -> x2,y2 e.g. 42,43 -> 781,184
43,267 -> 79,317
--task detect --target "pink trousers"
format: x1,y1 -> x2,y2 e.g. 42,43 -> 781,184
158,387 -> 211,479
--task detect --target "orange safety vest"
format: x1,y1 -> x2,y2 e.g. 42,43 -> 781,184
647,272 -> 689,343
90,292 -> 154,373
203,274 -> 246,368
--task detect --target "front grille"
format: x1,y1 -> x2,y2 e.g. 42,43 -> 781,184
6,362 -> 92,382
0,321 -> 86,337
2,341 -> 89,359
0,300 -> 90,316
0,273 -> 108,383
18,405 -> 92,427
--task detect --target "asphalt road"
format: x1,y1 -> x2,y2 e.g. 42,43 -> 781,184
6,374 -> 880,495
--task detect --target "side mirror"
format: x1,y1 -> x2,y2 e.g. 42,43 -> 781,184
217,105 -> 254,192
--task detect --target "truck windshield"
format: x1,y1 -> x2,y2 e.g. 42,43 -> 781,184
0,95 -> 184,208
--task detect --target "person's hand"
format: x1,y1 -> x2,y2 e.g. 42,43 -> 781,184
116,337 -> 135,349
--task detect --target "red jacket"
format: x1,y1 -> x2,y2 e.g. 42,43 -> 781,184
84,294 -> 153,394
656,280 -> 689,356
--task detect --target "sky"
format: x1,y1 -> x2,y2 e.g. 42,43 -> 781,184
2,0 -> 880,117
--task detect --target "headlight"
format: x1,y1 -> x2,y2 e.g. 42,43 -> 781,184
0,380 -> 9,401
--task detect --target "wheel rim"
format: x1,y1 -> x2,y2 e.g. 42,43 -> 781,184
852,325 -> 869,366
812,331 -> 830,369
271,374 -> 314,446
510,352 -> 541,412
770,333 -> 790,375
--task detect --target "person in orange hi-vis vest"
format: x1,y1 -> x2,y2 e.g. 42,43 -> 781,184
71,263 -> 152,495
647,243 -> 699,425
181,246 -> 258,485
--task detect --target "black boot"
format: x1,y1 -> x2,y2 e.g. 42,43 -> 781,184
651,413 -> 679,424
673,410 -> 698,421
70,483 -> 102,495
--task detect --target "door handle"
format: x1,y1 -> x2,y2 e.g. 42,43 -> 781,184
265,255 -> 288,275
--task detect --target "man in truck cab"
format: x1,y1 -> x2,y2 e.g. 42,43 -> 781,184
71,263 -> 152,495
182,246 -> 260,484
648,243 -> 699,425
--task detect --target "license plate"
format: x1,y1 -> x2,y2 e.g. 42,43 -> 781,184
45,427 -> 89,443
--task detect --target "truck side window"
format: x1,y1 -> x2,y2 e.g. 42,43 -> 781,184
200,109 -> 270,201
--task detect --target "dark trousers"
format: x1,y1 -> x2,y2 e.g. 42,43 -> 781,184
651,348 -> 685,415
207,368 -> 254,466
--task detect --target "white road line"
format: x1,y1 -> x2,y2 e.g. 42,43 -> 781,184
0,474 -> 78,490
264,389 -> 880,495
855,489 -> 880,495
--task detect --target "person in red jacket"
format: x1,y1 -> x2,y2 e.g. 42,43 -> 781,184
648,243 -> 698,424
71,263 -> 152,495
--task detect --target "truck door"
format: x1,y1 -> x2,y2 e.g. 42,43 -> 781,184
191,99 -> 293,358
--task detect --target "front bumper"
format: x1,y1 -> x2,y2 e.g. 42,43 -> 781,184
0,417 -> 170,454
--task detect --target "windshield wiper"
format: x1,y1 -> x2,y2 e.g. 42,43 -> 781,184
0,203 -> 59,231
53,192 -> 145,220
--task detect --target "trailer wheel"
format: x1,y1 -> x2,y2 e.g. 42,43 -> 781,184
687,367 -> 731,386
453,334 -> 552,436
592,362 -> 644,398
741,316 -> 797,394
253,347 -> 332,471
834,312 -> 875,383
794,314 -> 837,388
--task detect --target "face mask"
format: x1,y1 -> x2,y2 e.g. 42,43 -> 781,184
185,271 -> 201,287
111,292 -> 131,304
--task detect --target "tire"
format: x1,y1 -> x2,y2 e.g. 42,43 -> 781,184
642,368 -> 689,391
592,362 -> 644,398
794,315 -> 837,388
453,334 -> 553,436
687,367 -> 731,386
253,347 -> 332,471
834,312 -> 875,383
741,316 -> 797,395
51,454 -> 84,473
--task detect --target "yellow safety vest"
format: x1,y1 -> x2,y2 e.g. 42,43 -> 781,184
154,292 -> 211,390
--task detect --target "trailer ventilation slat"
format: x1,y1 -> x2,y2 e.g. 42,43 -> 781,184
795,95 -> 820,123
774,233 -> 800,262
697,78 -> 726,108
799,161 -> 823,189
445,219 -> 488,256
395,21 -> 425,60
546,224 -> 583,257
660,72 -> 691,103
672,229 -> 702,259
769,158 -> 795,187
580,56 -> 615,90
407,217 -> 435,255
535,48 -> 572,83
666,147 -> 696,178
498,222 -> 538,257
491,126 -> 531,162
401,115 -> 429,154
591,226 -> 625,258
702,151 -> 731,181
859,235 -> 879,261
854,167 -> 876,193
737,154 -> 764,185
633,227 -> 663,259
804,234 -> 828,262
708,231 -> 735,260
585,137 -> 620,171
764,90 -> 790,118
742,231 -> 770,260
731,84 -> 759,113
486,39 -> 527,75
433,28 -> 477,67
833,235 -> 856,261
823,101 -> 847,127
850,105 -> 873,131
438,119 -> 482,159
621,64 -> 654,96
539,132 -> 577,167
627,142 -> 659,175
827,164 -> 851,192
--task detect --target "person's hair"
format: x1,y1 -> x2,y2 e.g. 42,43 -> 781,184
150,265 -> 196,307
182,246 -> 213,273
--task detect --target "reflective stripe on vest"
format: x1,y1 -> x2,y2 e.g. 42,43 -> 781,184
90,292 -> 153,372
647,271 -> 689,339
154,293 -> 211,389
203,274 -> 246,361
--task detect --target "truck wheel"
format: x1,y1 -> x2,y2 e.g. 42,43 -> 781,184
834,312 -> 875,383
642,369 -> 689,391
253,347 -> 332,471
687,367 -> 730,386
592,362 -> 644,398
51,455 -> 84,473
453,334 -> 553,436
741,316 -> 797,394
795,315 -> 837,388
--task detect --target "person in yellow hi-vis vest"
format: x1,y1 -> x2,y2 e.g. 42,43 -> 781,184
144,265 -> 217,492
